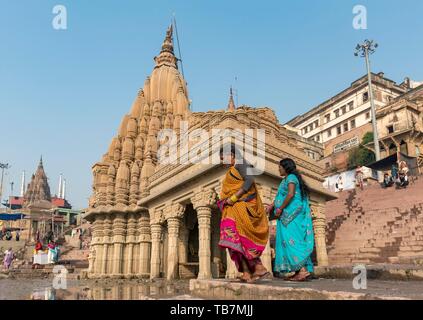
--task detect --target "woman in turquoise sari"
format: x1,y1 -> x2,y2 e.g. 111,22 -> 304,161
267,158 -> 314,281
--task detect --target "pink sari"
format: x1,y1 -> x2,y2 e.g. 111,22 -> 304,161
3,250 -> 14,269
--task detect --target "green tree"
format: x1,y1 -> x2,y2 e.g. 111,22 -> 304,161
347,132 -> 376,169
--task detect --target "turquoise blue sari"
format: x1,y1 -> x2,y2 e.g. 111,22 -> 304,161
273,174 -> 314,273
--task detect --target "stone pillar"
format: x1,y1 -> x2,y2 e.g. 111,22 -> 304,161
226,249 -> 239,279
164,204 -> 185,280
111,213 -> 126,278
211,211 -> 223,278
311,202 -> 329,266
150,224 -> 163,279
166,217 -> 181,280
261,241 -> 272,273
178,224 -> 189,264
196,206 -> 212,279
191,188 -> 217,280
211,211 -> 221,261
259,185 -> 275,274
87,247 -> 95,275
125,213 -> 137,278
101,215 -> 113,277
91,215 -> 104,275
150,210 -> 163,279
138,212 -> 151,276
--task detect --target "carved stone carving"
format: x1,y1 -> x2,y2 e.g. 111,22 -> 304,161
191,189 -> 217,210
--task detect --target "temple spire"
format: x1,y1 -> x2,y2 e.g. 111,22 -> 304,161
161,24 -> 174,54
227,87 -> 236,112
23,157 -> 52,206
154,25 -> 177,68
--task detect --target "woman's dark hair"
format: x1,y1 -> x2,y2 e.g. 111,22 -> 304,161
279,158 -> 309,199
219,144 -> 240,158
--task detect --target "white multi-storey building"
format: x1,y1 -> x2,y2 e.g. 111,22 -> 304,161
286,73 -> 419,172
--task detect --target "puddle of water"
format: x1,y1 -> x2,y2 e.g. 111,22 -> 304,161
27,279 -> 200,300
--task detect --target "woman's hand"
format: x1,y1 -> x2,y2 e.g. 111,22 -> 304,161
265,203 -> 274,215
274,207 -> 283,219
226,198 -> 234,206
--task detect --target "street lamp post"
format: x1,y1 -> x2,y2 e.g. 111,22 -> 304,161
8,182 -> 14,213
355,40 -> 382,180
0,163 -> 10,207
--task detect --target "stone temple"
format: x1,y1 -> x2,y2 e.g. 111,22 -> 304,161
84,26 -> 335,280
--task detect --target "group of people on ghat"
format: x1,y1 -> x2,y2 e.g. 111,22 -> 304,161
33,237 -> 60,267
382,161 -> 410,189
0,227 -> 20,241
217,145 -> 314,283
341,160 -> 410,193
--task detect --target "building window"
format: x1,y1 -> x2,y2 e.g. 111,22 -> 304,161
348,101 -> 354,111
304,127 -> 308,134
314,120 -> 319,128
366,112 -> 370,119
343,123 -> 349,132
363,92 -> 369,103
337,126 -> 342,135
387,125 -> 394,134
325,162 -> 330,169
341,105 -> 347,115
327,129 -> 332,137
334,109 -> 340,118
351,119 -> 356,129
325,114 -> 331,123
315,135 -> 320,142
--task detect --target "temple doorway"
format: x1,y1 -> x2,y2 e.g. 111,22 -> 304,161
178,204 -> 199,278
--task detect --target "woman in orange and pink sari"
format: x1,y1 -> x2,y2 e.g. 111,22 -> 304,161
217,145 -> 270,283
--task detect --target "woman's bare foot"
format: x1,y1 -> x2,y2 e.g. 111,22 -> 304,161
240,272 -> 253,282
283,271 -> 298,281
289,268 -> 310,282
252,264 -> 271,280
253,264 -> 267,275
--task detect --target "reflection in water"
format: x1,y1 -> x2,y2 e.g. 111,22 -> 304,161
31,288 -> 56,300
29,280 -> 195,300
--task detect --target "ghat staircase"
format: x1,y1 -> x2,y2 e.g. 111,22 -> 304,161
2,225 -> 91,277
326,175 -> 423,265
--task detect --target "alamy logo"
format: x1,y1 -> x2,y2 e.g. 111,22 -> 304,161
52,5 -> 67,30
52,265 -> 68,289
157,122 -> 266,175
352,264 -> 367,290
352,5 -> 368,30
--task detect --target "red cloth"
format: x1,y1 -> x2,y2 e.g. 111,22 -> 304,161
35,242 -> 43,251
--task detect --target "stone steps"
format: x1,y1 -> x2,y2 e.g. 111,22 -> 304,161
326,174 -> 423,264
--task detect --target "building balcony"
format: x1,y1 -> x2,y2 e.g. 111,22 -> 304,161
379,120 -> 418,140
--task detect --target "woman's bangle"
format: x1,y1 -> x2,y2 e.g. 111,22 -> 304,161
230,195 -> 239,203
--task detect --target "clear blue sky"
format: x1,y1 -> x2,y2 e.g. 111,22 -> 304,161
1,0 -> 422,209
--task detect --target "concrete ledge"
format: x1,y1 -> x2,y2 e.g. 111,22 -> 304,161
189,279 -> 408,300
314,264 -> 423,281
